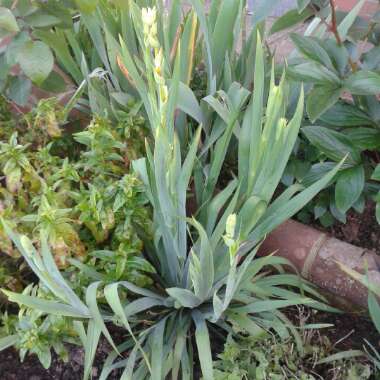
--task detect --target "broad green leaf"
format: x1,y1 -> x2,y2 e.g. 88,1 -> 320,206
39,71 -> 66,93
319,39 -> 349,76
7,76 -> 31,106
345,71 -> 380,95
345,128 -> 380,151
18,41 -> 54,85
290,33 -> 334,70
24,11 -> 61,28
306,85 -> 342,122
330,200 -> 347,223
320,102 -> 374,127
335,165 -> 365,213
302,126 -> 361,164
34,29 -> 82,85
270,8 -> 312,35
337,0 -> 366,40
0,7 -> 19,32
287,62 -> 341,84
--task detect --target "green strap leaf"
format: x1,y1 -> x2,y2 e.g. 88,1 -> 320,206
2,290 -> 89,318
337,0 -> 366,40
193,311 -> 214,380
0,334 -> 18,351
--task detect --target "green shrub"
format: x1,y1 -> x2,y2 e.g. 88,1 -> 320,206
275,0 -> 380,225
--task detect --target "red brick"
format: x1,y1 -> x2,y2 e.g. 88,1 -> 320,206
335,0 -> 379,18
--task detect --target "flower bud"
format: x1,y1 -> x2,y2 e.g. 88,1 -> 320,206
225,213 -> 236,239
142,7 -> 156,27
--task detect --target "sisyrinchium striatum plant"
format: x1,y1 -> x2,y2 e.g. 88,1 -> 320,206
0,2 -> 346,379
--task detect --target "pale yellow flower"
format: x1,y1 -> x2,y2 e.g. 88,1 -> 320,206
142,7 -> 156,27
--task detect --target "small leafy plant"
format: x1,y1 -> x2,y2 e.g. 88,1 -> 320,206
0,97 -> 153,367
213,327 -> 372,380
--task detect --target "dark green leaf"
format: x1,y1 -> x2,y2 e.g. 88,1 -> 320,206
302,126 -> 361,164
306,85 -> 342,122
24,11 -> 61,28
319,102 -> 374,127
330,200 -> 347,223
290,33 -> 334,70
319,39 -> 349,76
335,165 -> 365,213
39,71 -> 66,93
270,8 -> 312,35
7,76 -> 31,106
287,63 -> 341,84
345,128 -> 380,150
345,71 -> 380,95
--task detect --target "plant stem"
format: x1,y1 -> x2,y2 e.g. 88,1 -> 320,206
329,0 -> 357,72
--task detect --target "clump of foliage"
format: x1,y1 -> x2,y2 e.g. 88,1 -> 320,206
0,2 -> 345,379
0,284 -> 79,369
213,329 -> 372,380
271,0 -> 380,225
338,262 -> 380,373
0,94 -> 153,366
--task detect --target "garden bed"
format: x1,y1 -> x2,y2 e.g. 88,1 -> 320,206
0,0 -> 379,379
